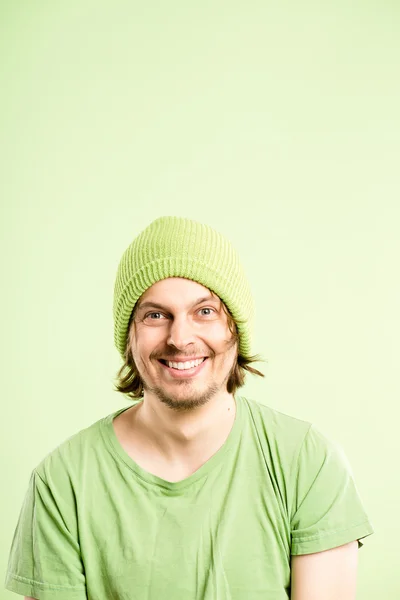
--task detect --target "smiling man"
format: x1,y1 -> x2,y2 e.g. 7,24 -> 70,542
5,216 -> 374,600
112,277 -> 241,483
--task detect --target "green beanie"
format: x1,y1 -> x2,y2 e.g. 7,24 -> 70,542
113,216 -> 254,360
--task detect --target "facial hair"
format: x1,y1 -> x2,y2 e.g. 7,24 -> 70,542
141,337 -> 237,413
143,378 -> 221,412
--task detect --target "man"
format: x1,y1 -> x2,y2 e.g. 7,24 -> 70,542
5,216 -> 374,599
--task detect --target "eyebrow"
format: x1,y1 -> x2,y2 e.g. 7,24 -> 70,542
136,294 -> 219,312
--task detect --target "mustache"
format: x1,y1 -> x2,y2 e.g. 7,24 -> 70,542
152,338 -> 236,361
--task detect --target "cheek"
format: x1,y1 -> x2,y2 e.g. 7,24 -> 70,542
132,327 -> 162,351
211,338 -> 238,363
206,319 -> 232,339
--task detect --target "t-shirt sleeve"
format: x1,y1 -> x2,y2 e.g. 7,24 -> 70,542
5,469 -> 87,599
290,424 -> 375,555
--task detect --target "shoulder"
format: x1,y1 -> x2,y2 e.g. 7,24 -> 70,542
240,396 -> 313,452
239,397 -> 348,477
238,396 -> 321,485
34,406 -> 129,486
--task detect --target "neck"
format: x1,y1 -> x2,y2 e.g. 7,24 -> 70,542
133,392 -> 237,463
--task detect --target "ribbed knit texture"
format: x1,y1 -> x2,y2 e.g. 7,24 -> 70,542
113,216 -> 254,359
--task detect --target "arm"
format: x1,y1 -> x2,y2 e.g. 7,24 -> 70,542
5,470 -> 85,599
290,541 -> 359,600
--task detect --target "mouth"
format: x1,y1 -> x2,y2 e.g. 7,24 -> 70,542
158,357 -> 208,378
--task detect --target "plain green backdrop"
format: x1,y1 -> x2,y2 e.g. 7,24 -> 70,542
1,1 -> 399,598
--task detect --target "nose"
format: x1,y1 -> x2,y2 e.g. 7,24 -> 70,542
167,315 -> 197,349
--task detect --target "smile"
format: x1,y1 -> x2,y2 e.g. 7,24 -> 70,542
160,357 -> 206,370
158,357 -> 208,378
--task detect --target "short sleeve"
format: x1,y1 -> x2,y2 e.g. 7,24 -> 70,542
5,469 -> 87,599
290,424 -> 375,555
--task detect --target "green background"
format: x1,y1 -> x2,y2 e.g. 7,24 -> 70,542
1,1 -> 398,597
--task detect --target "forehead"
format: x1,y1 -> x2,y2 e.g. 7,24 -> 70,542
139,277 -> 217,302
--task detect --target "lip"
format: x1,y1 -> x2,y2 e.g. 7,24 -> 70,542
158,357 -> 208,379
160,356 -> 207,361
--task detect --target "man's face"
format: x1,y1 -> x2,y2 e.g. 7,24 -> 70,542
128,277 -> 238,411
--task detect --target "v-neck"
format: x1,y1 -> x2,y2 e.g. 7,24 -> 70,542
101,395 -> 243,491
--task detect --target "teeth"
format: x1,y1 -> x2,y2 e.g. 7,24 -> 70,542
166,358 -> 205,370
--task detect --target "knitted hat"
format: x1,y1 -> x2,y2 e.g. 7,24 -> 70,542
113,216 -> 254,359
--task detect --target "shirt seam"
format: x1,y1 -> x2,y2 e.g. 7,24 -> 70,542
100,417 -> 209,491
6,572 -> 85,591
288,423 -> 313,521
291,519 -> 372,542
100,397 -> 243,492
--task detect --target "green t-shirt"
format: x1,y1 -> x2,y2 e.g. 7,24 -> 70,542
5,396 -> 374,599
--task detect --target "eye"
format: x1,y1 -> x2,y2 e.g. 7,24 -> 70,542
199,307 -> 215,316
145,312 -> 165,320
